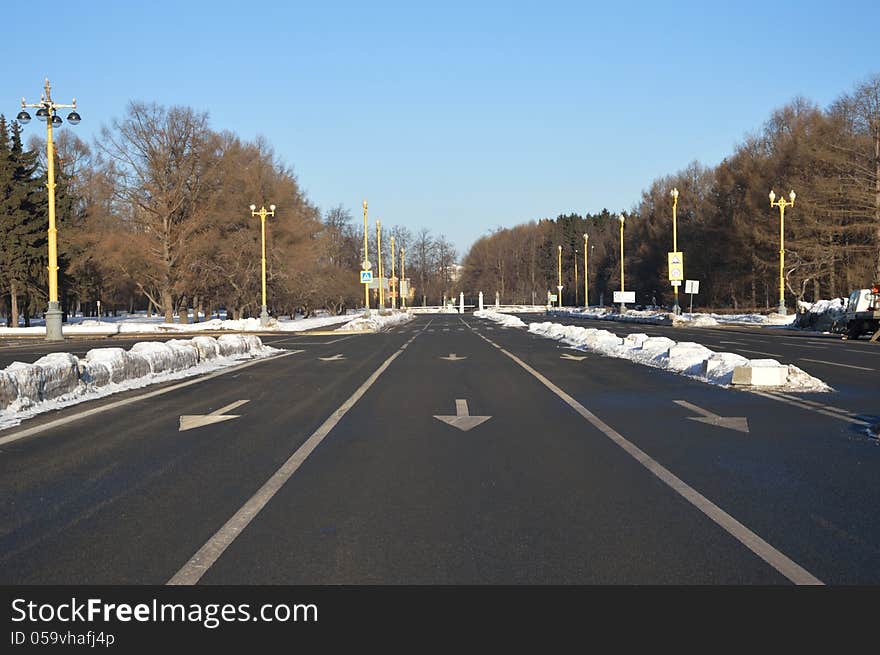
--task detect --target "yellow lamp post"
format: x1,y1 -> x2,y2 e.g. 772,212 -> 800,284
574,249 -> 579,306
376,219 -> 385,310
249,204 -> 276,327
390,236 -> 396,309
671,187 -> 681,315
619,214 -> 626,312
769,189 -> 796,315
362,200 -> 371,315
400,247 -> 407,309
583,233 -> 589,307
17,78 -> 82,341
557,245 -> 563,308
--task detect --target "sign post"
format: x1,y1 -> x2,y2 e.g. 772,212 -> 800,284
684,279 -> 700,314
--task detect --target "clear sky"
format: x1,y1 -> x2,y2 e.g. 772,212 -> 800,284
4,0 -> 879,256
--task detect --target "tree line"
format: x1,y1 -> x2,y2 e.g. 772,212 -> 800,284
460,74 -> 880,310
0,101 -> 458,325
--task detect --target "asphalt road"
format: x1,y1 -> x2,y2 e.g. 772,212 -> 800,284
0,314 -> 878,584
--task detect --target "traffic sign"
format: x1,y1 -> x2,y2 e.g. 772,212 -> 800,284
667,251 -> 684,282
360,270 -> 373,283
362,260 -> 371,270
613,291 -> 636,304
685,280 -> 700,294
549,294 -> 558,302
671,280 -> 682,287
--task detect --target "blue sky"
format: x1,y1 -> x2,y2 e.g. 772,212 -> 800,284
4,0 -> 879,256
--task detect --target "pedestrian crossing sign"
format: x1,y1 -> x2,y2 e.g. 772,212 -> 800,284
360,270 -> 373,283
667,251 -> 684,282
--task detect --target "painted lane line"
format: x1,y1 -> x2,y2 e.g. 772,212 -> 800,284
737,349 -> 784,358
168,331 -> 422,585
0,352 -> 297,449
751,391 -> 871,427
798,358 -> 874,371
769,393 -> 856,417
781,343 -> 825,349
469,329 -> 823,585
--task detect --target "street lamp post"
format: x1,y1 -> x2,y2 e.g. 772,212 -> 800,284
376,219 -> 384,310
249,204 -> 276,327
574,249 -> 579,306
619,214 -> 626,313
557,245 -> 563,308
583,234 -> 589,308
362,200 -> 370,315
400,248 -> 406,309
671,187 -> 681,315
16,78 -> 82,341
390,236 -> 396,309
769,189 -> 796,315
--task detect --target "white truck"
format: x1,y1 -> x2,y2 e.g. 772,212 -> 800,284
834,286 -> 880,341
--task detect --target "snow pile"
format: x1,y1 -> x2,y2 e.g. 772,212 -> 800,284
547,307 -> 802,328
0,312 -> 357,336
0,335 -> 278,426
493,305 -> 548,313
793,298 -> 847,332
672,313 -> 720,327
473,310 -> 527,328
527,321 -> 830,391
409,306 -> 461,314
338,310 -> 414,332
548,308 -> 674,325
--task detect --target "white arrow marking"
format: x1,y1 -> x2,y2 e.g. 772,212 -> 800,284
673,400 -> 750,434
560,353 -> 588,361
179,399 -> 249,432
433,399 -> 492,432
440,353 -> 467,361
319,354 -> 346,361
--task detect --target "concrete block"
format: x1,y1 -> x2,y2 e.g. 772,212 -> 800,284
731,359 -> 789,386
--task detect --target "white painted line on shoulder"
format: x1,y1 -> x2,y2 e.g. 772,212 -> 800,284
468,327 -> 822,585
737,349 -> 783,357
0,352 -> 298,449
167,330 -> 421,585
798,358 -> 874,371
751,391 -> 871,427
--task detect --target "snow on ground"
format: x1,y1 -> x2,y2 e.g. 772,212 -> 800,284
473,310 -> 527,328
547,306 -> 802,328
473,311 -> 830,392
0,335 -> 279,430
492,305 -> 547,313
0,312 -> 356,336
337,310 -> 414,332
793,298 -> 847,332
527,322 -> 829,392
409,306 -> 461,314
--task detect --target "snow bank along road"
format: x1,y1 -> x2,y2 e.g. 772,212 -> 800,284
0,314 -> 878,584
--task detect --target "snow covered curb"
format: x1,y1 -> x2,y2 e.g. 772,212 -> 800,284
527,322 -> 830,392
0,335 -> 278,430
338,310 -> 414,332
548,308 -> 674,325
546,308 -> 799,328
0,314 -> 355,336
473,310 -> 527,328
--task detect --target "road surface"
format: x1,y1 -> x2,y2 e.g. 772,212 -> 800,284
0,314 -> 878,584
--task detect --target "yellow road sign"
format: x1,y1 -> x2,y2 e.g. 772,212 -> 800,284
668,251 -> 684,282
